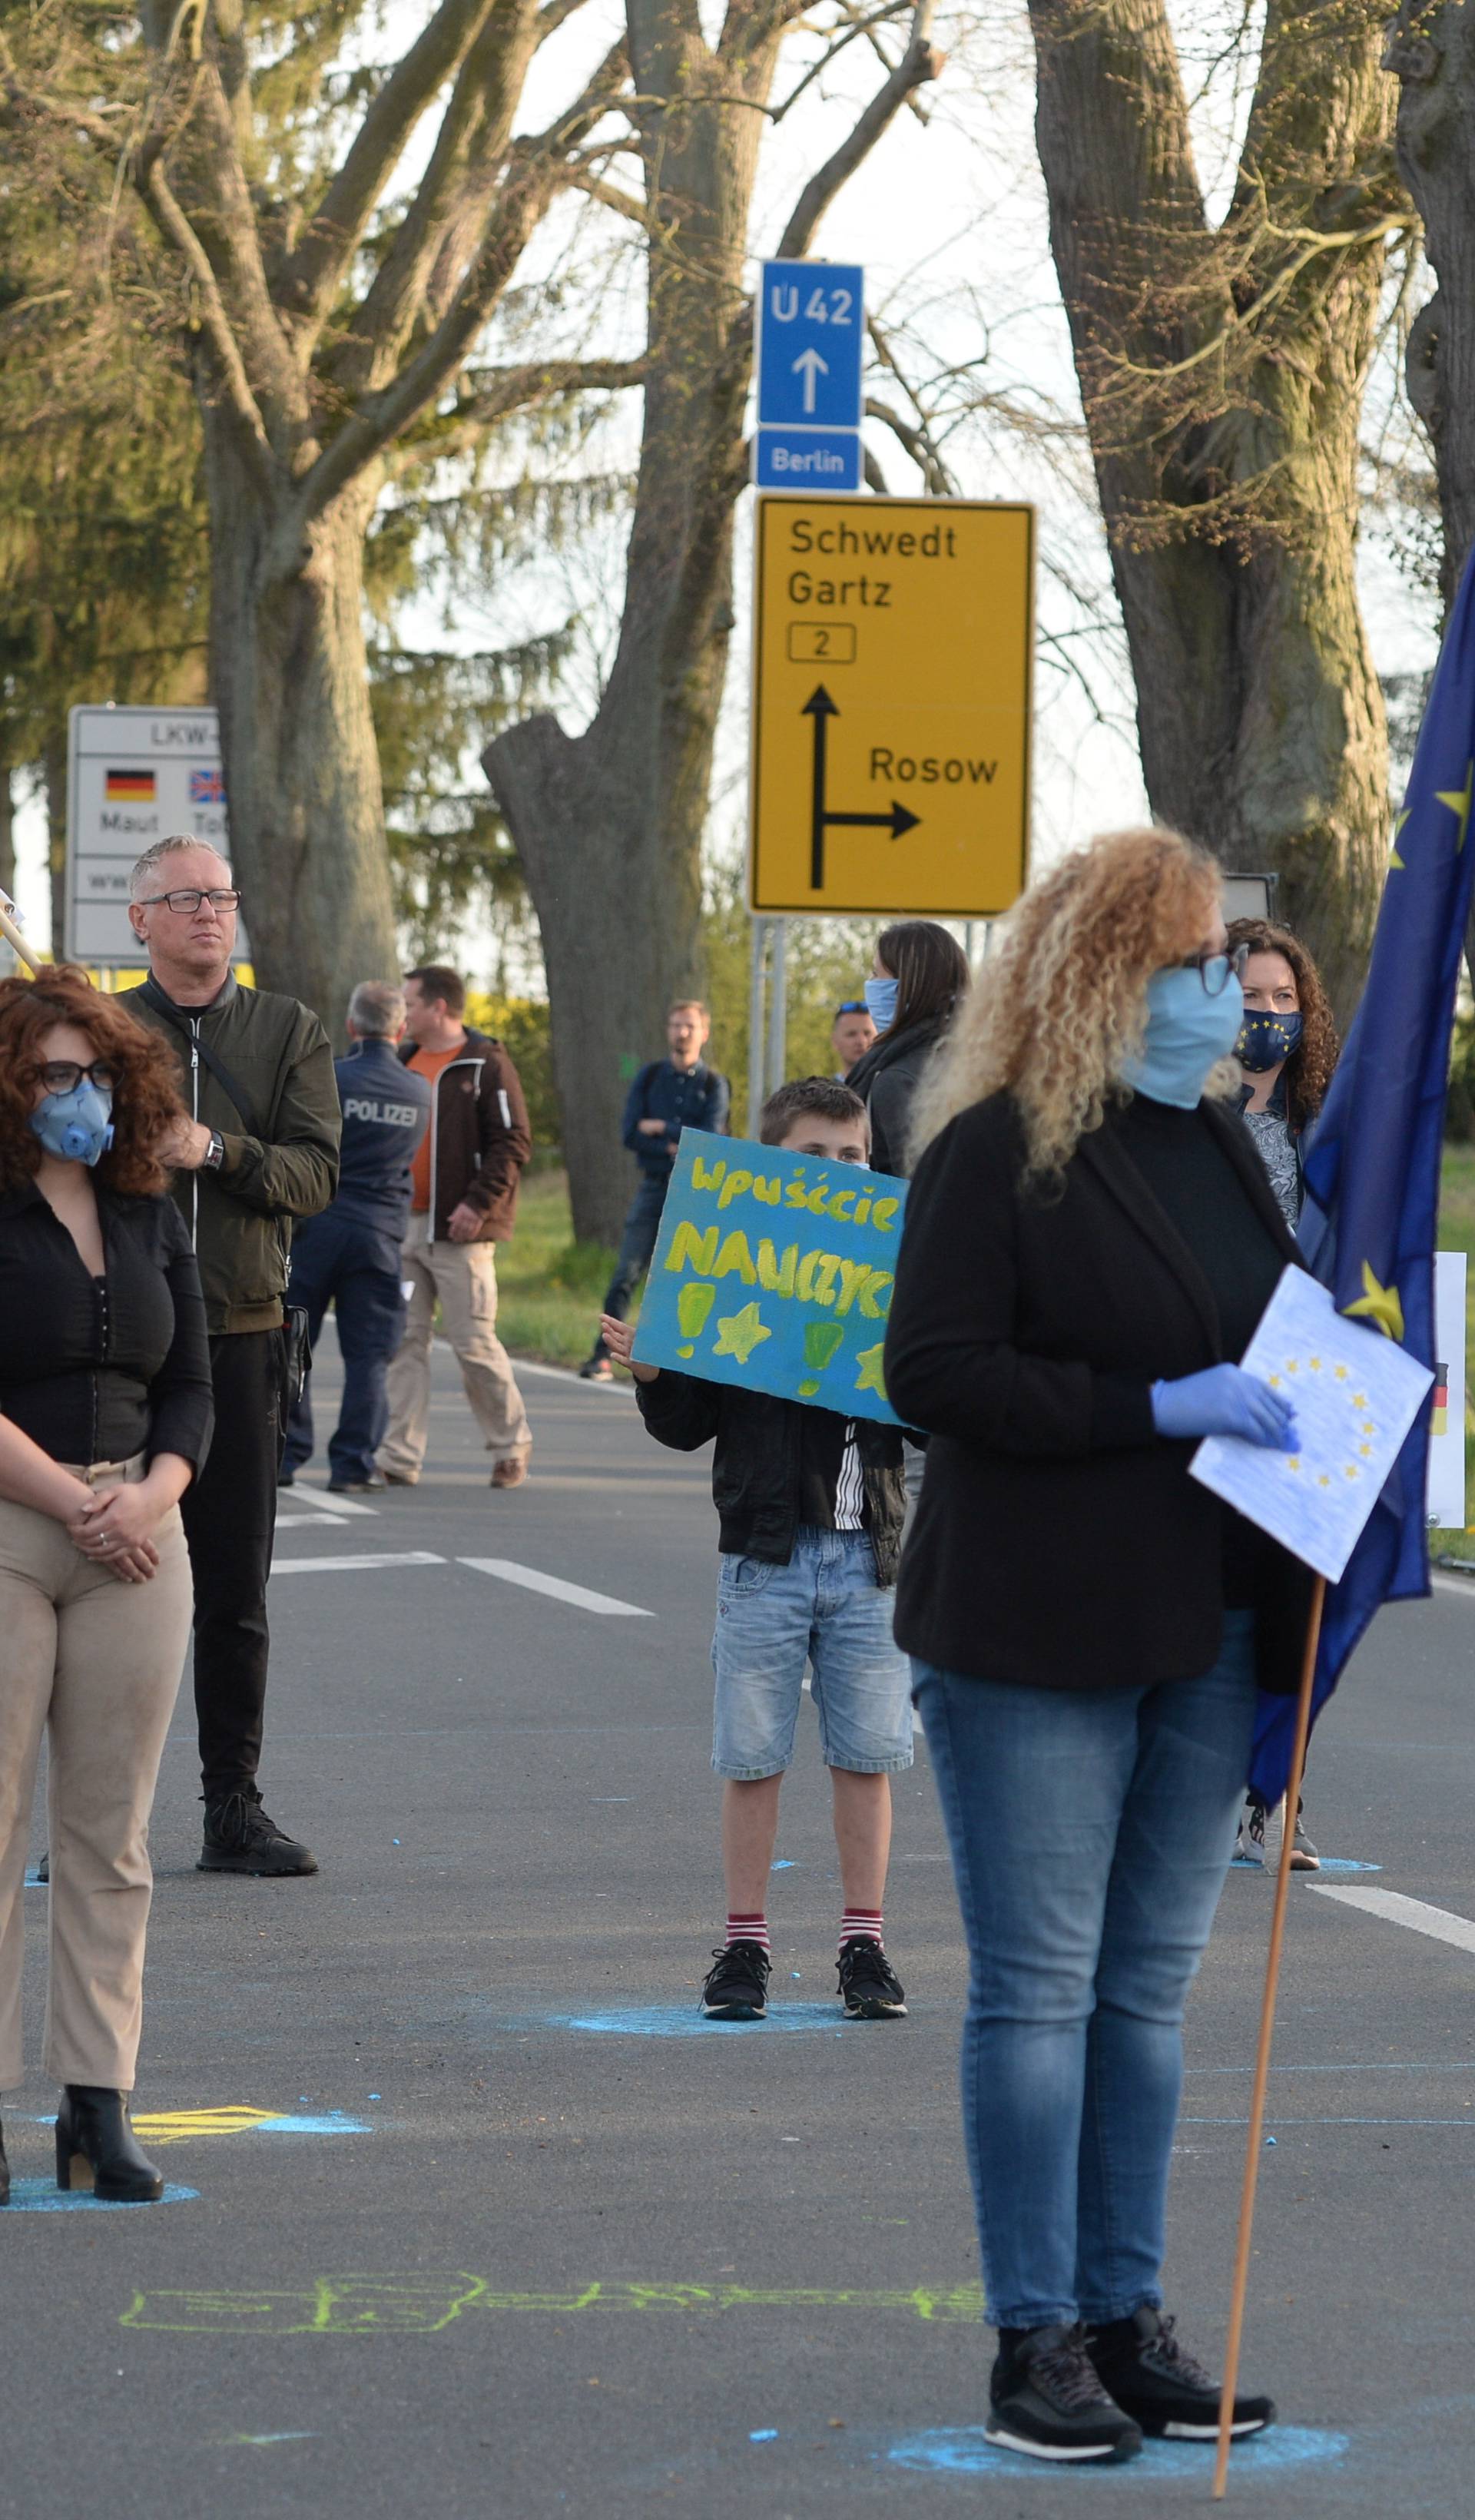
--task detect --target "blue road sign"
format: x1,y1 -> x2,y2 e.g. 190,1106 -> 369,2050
753,426 -> 862,492
756,261 -> 864,432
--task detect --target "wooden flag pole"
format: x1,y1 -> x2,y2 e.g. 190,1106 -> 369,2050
0,893 -> 41,974
1211,1571 -> 1327,2501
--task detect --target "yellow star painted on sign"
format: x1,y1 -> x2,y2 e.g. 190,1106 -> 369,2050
1334,1364 -> 1349,1381
1309,1356 -> 1322,1371
1345,1464 -> 1360,1480
711,1302 -> 771,1365
854,1342 -> 889,1401
1437,761 -> 1474,854
1284,1359 -> 1300,1374
1362,1421 -> 1377,1437
1389,807 -> 1410,871
1318,1474 -> 1331,1487
1359,1444 -> 1373,1457
1343,1262 -> 1404,1342
1286,1457 -> 1302,1474
1352,1393 -> 1367,1408
1268,1374 -> 1282,1389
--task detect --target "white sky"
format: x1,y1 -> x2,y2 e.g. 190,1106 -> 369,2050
12,1 -> 1440,965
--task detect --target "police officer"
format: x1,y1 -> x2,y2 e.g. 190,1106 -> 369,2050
281,983 -> 432,1494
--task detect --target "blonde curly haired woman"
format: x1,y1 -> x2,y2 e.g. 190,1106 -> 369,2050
886,827 -> 1315,2465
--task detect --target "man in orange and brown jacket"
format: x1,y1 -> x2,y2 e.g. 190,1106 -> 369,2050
376,964 -> 534,1490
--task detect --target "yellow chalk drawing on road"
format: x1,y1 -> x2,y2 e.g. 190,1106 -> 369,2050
128,2107 -> 283,2148
122,2274 -> 988,2336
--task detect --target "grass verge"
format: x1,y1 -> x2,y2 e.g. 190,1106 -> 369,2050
498,1165 -> 628,1371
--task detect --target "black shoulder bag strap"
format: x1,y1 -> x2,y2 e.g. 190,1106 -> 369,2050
137,976 -> 263,1139
138,980 -> 310,1411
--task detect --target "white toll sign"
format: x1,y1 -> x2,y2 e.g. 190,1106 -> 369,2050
66,705 -> 244,967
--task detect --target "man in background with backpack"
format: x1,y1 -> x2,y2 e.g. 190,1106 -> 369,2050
124,834 -> 340,1879
580,1002 -> 729,1382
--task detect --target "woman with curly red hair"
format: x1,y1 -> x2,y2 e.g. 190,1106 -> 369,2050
0,967 -> 212,2206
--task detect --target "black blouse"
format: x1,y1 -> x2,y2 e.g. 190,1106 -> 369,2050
0,1181 -> 214,1472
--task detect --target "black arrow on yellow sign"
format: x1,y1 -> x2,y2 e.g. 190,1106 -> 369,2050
803,686 -> 920,890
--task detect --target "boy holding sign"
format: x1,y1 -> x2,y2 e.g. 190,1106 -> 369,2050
600,1079 -> 913,2024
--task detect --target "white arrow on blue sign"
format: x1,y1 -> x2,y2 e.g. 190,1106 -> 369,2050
756,260 -> 865,431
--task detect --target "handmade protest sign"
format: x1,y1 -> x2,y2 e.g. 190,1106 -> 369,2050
1190,1268 -> 1432,1583
631,1130 -> 906,1424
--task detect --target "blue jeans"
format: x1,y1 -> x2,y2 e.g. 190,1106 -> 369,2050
913,1610 -> 1256,2331
283,1211 -> 407,1484
591,1172 -> 669,1361
711,1530 -> 913,1779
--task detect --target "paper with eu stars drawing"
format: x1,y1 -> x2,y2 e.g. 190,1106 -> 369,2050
632,1129 -> 906,1425
1190,1267 -> 1433,1583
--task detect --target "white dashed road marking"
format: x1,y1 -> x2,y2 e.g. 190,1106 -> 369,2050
1311,1884 -> 1475,1958
270,1553 -> 446,1575
458,1559 -> 653,1617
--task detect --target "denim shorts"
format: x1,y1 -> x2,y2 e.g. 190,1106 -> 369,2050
710,1526 -> 914,1780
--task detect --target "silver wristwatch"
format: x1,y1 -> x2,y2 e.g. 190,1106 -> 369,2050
203,1129 -> 226,1172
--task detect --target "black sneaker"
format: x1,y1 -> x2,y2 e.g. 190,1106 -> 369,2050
987,2324 -> 1143,2463
700,1941 -> 770,2019
199,1789 -> 318,1877
1088,2306 -> 1274,2441
327,1474 -> 386,1493
578,1356 -> 614,1383
836,1936 -> 907,2018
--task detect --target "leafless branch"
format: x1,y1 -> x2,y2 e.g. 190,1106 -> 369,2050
138,157 -> 275,491
775,0 -> 941,260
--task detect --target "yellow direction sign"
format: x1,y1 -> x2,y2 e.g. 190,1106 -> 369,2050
749,496 -> 1033,917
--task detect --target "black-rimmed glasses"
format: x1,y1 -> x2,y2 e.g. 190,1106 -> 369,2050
1178,943 -> 1250,997
41,1059 -> 118,1094
136,888 -> 241,916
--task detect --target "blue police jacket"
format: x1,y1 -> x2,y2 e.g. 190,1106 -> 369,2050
329,1038 -> 433,1238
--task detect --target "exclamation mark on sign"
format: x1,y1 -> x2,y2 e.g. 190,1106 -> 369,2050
677,1284 -> 716,1356
798,1321 -> 846,1395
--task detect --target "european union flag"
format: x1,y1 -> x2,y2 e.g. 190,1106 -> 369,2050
1249,553 -> 1475,1805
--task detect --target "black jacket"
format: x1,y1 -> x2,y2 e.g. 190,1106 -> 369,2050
884,1090 -> 1314,1691
636,1372 -> 909,1584
845,1013 -> 949,1176
621,1059 -> 730,1179
0,1180 -> 214,1473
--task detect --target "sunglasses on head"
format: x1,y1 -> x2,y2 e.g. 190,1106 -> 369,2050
835,1000 -> 869,1016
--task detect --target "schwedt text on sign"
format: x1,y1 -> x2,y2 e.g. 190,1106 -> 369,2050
749,496 -> 1033,917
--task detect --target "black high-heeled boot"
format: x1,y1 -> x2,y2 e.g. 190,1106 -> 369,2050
1,2112 -> 10,2205
55,2087 -> 164,2202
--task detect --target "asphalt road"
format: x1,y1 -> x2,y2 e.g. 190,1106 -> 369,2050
8,1322 -> 1475,2519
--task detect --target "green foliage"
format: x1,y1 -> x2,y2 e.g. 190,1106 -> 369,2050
701,867 -> 880,1128
496,1166 -> 616,1369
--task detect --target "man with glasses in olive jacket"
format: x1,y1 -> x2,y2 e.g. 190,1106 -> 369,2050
122,834 -> 340,1878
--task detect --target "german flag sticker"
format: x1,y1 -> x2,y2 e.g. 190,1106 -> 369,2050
1433,1363 -> 1448,1438
105,768 -> 156,801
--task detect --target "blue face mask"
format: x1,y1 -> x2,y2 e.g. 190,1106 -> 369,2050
30,1079 -> 114,1167
863,975 -> 899,1033
1119,964 -> 1245,1110
1236,1008 -> 1303,1073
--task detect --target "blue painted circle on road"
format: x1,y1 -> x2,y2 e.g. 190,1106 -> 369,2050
536,2004 -> 852,2038
4,2178 -> 199,2213
886,2423 -> 1348,2480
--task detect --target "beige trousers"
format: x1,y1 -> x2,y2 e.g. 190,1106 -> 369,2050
379,1213 -> 532,1477
0,1460 -> 194,2092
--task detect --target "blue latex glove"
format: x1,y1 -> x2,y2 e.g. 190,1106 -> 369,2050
1151,1364 -> 1298,1450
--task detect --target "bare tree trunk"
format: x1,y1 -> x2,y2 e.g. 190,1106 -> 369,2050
1027,0 -> 1399,1016
1387,2 -> 1475,602
485,12 -> 773,1242
202,426 -> 398,1036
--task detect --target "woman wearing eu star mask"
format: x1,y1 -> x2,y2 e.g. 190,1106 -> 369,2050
0,969 -> 212,2207
844,919 -> 971,1176
883,828 -> 1315,2468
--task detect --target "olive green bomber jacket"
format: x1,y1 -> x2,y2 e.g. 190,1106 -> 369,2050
121,974 -> 341,1335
